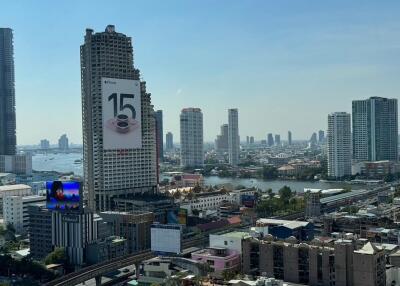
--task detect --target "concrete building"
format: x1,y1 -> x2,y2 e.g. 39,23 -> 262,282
58,134 -> 69,150
254,219 -> 314,241
352,97 -> 398,161
180,108 -> 203,167
210,231 -> 251,255
0,184 -> 31,214
327,112 -> 351,178
40,139 -> 50,150
99,211 -> 154,254
0,28 -> 16,156
250,136 -> 255,144
0,172 -> 15,185
267,133 -> 274,147
86,236 -> 128,265
304,190 -> 321,218
353,242 -> 386,286
28,204 -> 53,260
318,130 -> 325,143
166,132 -> 173,151
81,25 -> 157,211
215,124 -> 229,156
242,238 -> 382,286
288,131 -> 292,146
274,134 -> 281,146
191,247 -> 240,276
3,195 -> 46,234
0,154 -> 32,175
228,109 -> 240,166
155,110 -> 163,161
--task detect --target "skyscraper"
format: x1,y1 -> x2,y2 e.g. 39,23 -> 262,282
288,131 -> 292,146
0,28 -> 16,155
81,25 -> 157,211
58,134 -> 69,150
166,132 -> 173,151
155,110 -> 164,161
352,97 -> 398,161
228,109 -> 239,165
215,124 -> 229,155
318,130 -> 325,143
310,132 -> 318,145
249,136 -> 255,144
180,108 -> 203,167
327,112 -> 351,178
267,133 -> 274,147
274,134 -> 281,146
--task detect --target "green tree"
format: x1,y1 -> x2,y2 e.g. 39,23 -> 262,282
44,247 -> 67,265
278,186 -> 293,203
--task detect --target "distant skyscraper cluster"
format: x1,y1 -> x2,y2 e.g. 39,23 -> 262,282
0,28 -> 16,156
327,96 -> 398,178
180,108 -> 203,168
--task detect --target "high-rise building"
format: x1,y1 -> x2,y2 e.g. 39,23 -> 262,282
228,109 -> 239,166
249,136 -> 254,144
180,108 -> 203,167
327,112 -> 351,178
166,132 -> 173,151
215,124 -> 229,155
155,110 -> 163,161
318,130 -> 325,143
288,131 -> 292,145
0,28 -> 16,155
81,25 -> 157,211
352,97 -> 398,161
310,132 -> 318,145
267,133 -> 274,147
274,134 -> 281,146
246,136 -> 249,145
28,204 -> 52,260
40,139 -> 50,150
58,134 -> 69,150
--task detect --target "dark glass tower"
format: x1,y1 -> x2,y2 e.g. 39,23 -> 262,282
0,28 -> 16,155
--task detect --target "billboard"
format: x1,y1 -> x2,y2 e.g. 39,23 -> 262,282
151,224 -> 182,254
102,78 -> 142,150
46,181 -> 81,212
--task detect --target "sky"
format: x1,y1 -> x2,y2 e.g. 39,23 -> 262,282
1,0 -> 400,145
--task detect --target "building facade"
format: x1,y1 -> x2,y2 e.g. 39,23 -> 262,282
180,108 -> 203,167
81,25 -> 157,211
228,109 -> 239,165
288,131 -> 292,146
3,195 -> 46,234
166,132 -> 173,151
155,110 -> 163,161
267,133 -> 274,147
58,134 -> 69,150
215,124 -> 229,156
0,28 -> 16,156
352,97 -> 398,161
274,134 -> 281,146
327,112 -> 351,178
28,204 -> 53,260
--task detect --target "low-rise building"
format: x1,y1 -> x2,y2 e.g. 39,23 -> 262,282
191,247 -> 240,276
254,219 -> 314,241
0,173 -> 16,185
28,204 -> 53,260
86,236 -> 128,265
0,184 -> 31,214
3,195 -> 46,234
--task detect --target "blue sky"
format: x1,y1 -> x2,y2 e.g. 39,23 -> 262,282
1,0 -> 400,145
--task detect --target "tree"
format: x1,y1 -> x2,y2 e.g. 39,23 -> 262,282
221,269 -> 236,281
278,186 -> 293,203
266,188 -> 274,199
44,247 -> 67,265
173,190 -> 181,200
260,165 -> 278,179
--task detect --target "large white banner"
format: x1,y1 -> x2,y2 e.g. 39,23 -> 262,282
102,78 -> 142,149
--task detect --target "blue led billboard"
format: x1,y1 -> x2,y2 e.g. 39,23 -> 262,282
46,181 -> 81,211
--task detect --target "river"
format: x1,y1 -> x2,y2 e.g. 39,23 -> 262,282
32,152 -> 366,193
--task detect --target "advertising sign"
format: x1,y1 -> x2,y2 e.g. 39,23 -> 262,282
102,77 -> 142,149
151,224 -> 182,254
46,181 -> 81,212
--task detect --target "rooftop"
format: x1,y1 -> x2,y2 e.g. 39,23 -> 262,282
256,218 -> 310,229
0,184 -> 31,192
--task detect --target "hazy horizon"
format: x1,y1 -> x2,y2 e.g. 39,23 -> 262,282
1,0 -> 400,145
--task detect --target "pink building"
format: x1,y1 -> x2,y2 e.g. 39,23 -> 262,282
191,247 -> 240,275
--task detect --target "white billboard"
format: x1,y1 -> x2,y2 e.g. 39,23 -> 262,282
101,78 -> 142,150
151,224 -> 182,254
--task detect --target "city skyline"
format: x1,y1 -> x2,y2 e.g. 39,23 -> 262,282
1,1 -> 400,145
